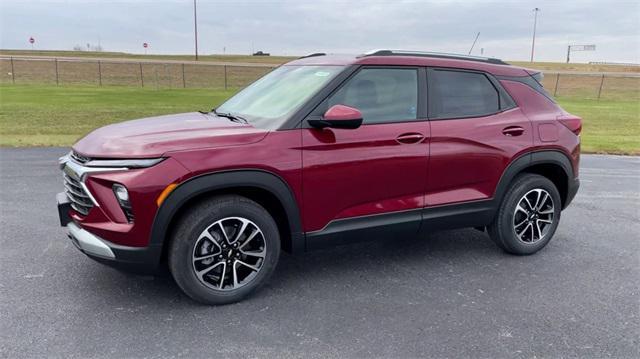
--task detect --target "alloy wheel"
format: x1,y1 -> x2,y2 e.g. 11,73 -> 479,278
513,188 -> 555,244
192,217 -> 267,291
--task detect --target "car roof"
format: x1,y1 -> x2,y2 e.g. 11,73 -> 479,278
286,51 -> 531,77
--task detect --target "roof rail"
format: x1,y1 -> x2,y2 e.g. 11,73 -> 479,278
360,50 -> 509,65
298,52 -> 326,59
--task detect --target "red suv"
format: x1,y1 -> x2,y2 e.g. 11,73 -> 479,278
57,50 -> 581,304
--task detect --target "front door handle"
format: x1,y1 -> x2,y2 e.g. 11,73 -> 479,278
396,133 -> 425,144
502,126 -> 525,137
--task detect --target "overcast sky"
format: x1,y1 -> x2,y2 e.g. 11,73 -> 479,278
1,0 -> 639,63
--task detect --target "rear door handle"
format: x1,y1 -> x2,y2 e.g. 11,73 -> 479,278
502,126 -> 525,137
396,133 -> 425,144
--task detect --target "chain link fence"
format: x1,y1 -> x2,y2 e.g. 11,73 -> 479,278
1,56 -> 639,100
541,72 -> 640,100
0,56 -> 275,90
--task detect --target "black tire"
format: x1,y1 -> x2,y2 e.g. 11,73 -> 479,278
488,174 -> 562,255
168,195 -> 280,305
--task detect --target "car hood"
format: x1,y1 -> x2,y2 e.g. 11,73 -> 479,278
73,112 -> 269,158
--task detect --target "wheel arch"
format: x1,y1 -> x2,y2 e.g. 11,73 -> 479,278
495,150 -> 575,209
149,169 -> 304,264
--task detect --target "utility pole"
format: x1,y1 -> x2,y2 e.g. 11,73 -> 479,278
530,7 -> 540,62
193,0 -> 199,61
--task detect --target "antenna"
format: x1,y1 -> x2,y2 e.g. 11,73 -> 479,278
469,32 -> 480,55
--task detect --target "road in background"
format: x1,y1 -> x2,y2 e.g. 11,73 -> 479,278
1,149 -> 638,358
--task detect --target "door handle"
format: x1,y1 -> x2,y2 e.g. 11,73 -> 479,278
502,126 -> 525,137
396,133 -> 425,144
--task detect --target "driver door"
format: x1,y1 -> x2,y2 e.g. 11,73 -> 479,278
301,66 -> 430,248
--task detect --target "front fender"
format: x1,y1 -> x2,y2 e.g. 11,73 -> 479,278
149,169 -> 304,256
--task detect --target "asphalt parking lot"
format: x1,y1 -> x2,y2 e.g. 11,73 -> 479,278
1,148 -> 638,358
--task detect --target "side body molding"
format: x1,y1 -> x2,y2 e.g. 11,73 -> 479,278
149,169 -> 304,257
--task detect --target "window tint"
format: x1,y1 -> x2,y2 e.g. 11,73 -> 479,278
328,68 -> 418,124
430,70 -> 500,118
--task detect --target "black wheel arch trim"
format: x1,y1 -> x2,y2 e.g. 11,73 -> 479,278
494,149 -> 577,209
148,169 -> 304,260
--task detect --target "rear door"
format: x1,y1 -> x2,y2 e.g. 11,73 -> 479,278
301,67 -> 430,243
426,68 -> 533,206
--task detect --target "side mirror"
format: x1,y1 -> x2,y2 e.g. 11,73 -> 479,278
308,104 -> 363,130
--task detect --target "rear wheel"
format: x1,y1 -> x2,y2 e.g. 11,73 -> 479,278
169,195 -> 280,305
488,174 -> 561,255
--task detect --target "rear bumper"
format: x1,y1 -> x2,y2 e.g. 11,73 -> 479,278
564,177 -> 580,209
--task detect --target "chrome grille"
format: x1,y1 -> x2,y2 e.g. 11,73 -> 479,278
63,172 -> 93,216
70,151 -> 91,164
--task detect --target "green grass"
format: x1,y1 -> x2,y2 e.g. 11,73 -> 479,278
556,97 -> 640,155
0,85 -> 236,146
1,84 -> 638,154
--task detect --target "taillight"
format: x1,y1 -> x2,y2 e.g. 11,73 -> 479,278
557,114 -> 582,135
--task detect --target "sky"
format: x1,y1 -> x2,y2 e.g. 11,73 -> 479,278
1,0 -> 639,63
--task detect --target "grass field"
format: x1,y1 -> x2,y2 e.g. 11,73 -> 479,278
0,85 -> 235,146
1,84 -> 638,154
509,61 -> 639,74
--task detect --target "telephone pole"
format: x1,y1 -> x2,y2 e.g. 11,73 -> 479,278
530,7 -> 540,62
193,0 -> 199,60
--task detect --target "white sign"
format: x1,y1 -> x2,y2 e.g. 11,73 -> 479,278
572,45 -> 596,51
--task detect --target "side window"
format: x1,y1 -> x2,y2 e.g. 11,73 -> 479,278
328,68 -> 418,124
429,70 -> 500,119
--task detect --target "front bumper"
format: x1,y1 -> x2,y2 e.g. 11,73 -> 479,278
68,222 -> 116,259
58,192 -> 162,273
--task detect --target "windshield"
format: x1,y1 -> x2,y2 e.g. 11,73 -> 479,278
215,65 -> 344,129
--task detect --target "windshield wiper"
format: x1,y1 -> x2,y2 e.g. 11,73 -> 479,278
211,109 -> 249,124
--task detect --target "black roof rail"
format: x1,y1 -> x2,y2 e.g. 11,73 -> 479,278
298,52 -> 326,59
359,50 -> 509,65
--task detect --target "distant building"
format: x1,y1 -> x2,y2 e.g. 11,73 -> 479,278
252,51 -> 270,56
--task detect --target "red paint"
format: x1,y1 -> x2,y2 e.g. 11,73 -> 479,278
538,123 -> 559,142
74,112 -> 268,158
426,108 -> 533,206
67,54 -> 581,248
556,114 -> 582,136
301,121 -> 429,231
324,104 -> 362,121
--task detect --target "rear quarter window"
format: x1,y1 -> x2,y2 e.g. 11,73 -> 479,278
428,69 -> 500,119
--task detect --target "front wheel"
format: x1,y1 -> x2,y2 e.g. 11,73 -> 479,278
488,174 -> 562,255
168,195 -> 280,305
